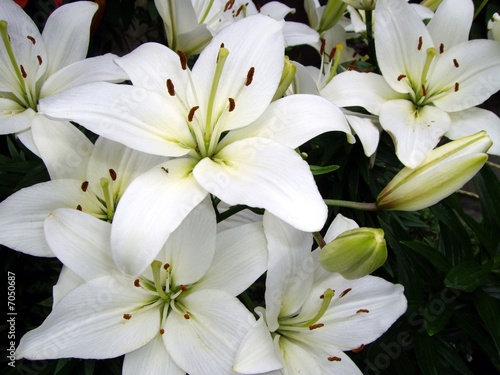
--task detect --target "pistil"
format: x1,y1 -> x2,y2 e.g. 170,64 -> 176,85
151,260 -> 170,300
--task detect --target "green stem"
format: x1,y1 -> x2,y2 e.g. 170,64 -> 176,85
216,204 -> 248,223
324,199 -> 378,211
365,10 -> 376,66
313,232 -> 326,248
473,0 -> 489,20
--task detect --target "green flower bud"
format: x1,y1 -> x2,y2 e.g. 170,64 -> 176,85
319,227 -> 387,279
342,0 -> 376,11
377,131 -> 492,211
319,0 -> 348,33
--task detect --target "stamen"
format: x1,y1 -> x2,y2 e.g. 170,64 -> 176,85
160,328 -> 165,334
245,67 -> 255,86
20,65 -> 27,78
421,84 -> 427,96
309,323 -> 324,330
123,313 -> 132,320
37,55 -> 42,65
356,309 -> 370,313
420,47 -> 436,90
234,4 -> 246,17
339,288 -> 351,298
328,356 -> 342,362
352,344 -> 365,353
220,42 -> 225,49
134,279 -> 141,287
177,50 -> 187,70
397,74 -> 406,81
184,313 -> 190,319
188,106 -> 199,122
439,43 -> 444,54
100,177 -> 115,221
166,79 -> 175,96
180,285 -> 187,291
453,58 -> 459,68
224,0 -> 235,11
26,35 -> 36,44
76,205 -> 82,211
109,169 -> 117,181
228,98 -> 235,112
151,260 -> 170,300
320,39 -> 326,56
454,82 -> 459,92
163,263 -> 170,270
417,36 -> 423,51
328,44 -> 344,82
81,181 -> 89,192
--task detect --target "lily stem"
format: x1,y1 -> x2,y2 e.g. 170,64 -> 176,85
324,199 -> 378,211
365,10 -> 377,66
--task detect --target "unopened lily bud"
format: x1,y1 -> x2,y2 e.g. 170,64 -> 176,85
318,0 -> 348,33
342,0 -> 376,10
272,56 -> 296,101
419,0 -> 443,12
319,227 -> 387,279
377,131 -> 492,211
488,13 -> 500,41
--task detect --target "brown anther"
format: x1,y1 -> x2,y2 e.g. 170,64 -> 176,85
26,35 -> 36,44
228,98 -> 235,112
397,74 -> 406,81
220,43 -> 225,49
109,169 -> 117,181
183,313 -> 190,319
37,55 -> 42,65
81,181 -> 89,192
20,65 -> 27,78
439,43 -> 444,54
163,263 -> 170,270
160,328 -> 165,335
177,50 -> 187,70
356,309 -> 370,314
224,0 -> 235,11
320,39 -> 326,56
352,344 -> 365,353
454,82 -> 459,92
166,79 -> 175,96
188,106 -> 199,122
453,58 -> 459,68
245,67 -> 255,86
180,285 -> 187,291
234,5 -> 245,17
421,84 -> 427,96
417,36 -> 423,51
329,47 -> 336,60
339,288 -> 352,298
328,356 -> 342,362
309,323 -> 324,330
123,313 -> 132,320
76,205 -> 82,211
134,279 -> 141,287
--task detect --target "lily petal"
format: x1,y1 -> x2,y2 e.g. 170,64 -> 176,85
194,138 -> 327,232
164,289 -> 255,375
278,337 -> 323,375
41,1 -> 98,76
16,275 -> 159,360
194,221 -> 267,296
323,213 -> 359,243
380,99 -> 450,168
345,112 -> 380,157
0,100 -> 34,134
52,266 -> 84,308
111,158 -> 207,276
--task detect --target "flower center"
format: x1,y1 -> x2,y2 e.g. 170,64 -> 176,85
78,169 -> 119,222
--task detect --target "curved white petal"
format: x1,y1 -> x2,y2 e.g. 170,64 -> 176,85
426,0 -> 473,50
191,14 -> 284,132
41,53 -> 127,97
324,213 -> 359,243
123,334 -> 185,375
16,276 -> 159,360
164,290 -> 255,375
39,82 -> 195,157
194,221 -> 267,296
345,112 -> 380,157
380,99 -> 450,168
278,337 -> 323,375
0,179 -> 100,257
0,102 -> 34,134
194,138 -> 327,232
31,116 -> 93,180
282,22 -> 320,48
321,71 -> 401,114
234,311 -> 283,374
429,40 -> 500,112
41,1 -> 98,76
264,212 -> 314,332
375,0 -> 433,93
447,108 -> 500,155
52,266 -> 84,308
219,94 -> 352,150
44,208 -> 118,281
260,2 -> 295,19
110,158 -> 207,276
161,198 -> 216,286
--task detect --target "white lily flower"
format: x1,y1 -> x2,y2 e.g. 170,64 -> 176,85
234,213 -> 407,374
155,0 -> 318,55
0,137 -> 166,256
40,15 -> 352,275
323,0 -> 500,168
0,0 -> 127,156
17,199 -> 268,375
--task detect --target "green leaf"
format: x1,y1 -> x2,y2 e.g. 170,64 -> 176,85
473,289 -> 500,355
414,333 -> 440,375
444,260 -> 493,292
423,293 -> 454,336
309,164 -> 339,175
402,241 -> 451,274
434,337 -> 474,375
